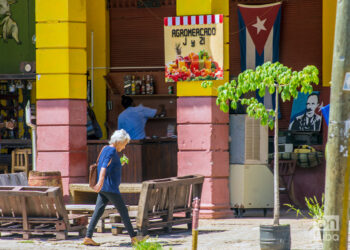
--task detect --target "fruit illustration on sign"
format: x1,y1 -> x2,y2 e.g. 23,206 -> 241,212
165,46 -> 223,82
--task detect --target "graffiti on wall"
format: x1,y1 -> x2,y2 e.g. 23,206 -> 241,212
0,0 -> 20,44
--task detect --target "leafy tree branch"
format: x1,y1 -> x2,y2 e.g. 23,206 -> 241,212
201,61 -> 319,129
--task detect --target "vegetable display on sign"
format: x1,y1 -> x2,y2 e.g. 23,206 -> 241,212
164,15 -> 224,82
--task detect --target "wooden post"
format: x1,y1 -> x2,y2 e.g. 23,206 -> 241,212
192,198 -> 200,250
323,0 -> 350,249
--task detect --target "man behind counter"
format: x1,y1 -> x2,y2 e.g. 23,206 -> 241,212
118,96 -> 157,140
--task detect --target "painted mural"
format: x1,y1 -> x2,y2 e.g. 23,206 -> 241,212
289,91 -> 322,132
0,0 -> 35,74
0,0 -> 20,44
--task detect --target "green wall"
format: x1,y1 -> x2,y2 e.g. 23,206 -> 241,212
0,0 -> 35,74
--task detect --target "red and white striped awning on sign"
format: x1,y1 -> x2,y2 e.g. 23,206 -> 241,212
164,15 -> 223,26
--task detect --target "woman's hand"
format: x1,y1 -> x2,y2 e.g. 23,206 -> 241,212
93,168 -> 107,193
92,182 -> 103,193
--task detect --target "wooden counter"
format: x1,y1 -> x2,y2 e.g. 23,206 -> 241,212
87,138 -> 178,182
87,138 -> 177,204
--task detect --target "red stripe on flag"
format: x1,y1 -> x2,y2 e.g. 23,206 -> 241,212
219,14 -> 223,23
164,17 -> 168,26
172,17 -> 176,25
196,15 -> 199,25
204,15 -> 207,24
188,16 -> 192,25
180,16 -> 183,25
212,15 -> 215,24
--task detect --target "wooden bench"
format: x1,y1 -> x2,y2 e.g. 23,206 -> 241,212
69,183 -> 142,204
65,204 -> 117,233
0,186 -> 88,240
110,175 -> 204,235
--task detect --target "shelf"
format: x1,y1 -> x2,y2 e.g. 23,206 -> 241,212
0,74 -> 36,80
149,117 -> 176,120
125,94 -> 176,98
0,106 -> 18,111
0,94 -> 18,99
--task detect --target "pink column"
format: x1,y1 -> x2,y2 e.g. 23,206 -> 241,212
177,97 -> 233,218
36,100 -> 87,199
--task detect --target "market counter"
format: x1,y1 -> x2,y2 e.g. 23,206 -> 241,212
87,138 -> 178,183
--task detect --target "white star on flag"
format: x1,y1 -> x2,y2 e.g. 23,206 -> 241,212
252,16 -> 267,34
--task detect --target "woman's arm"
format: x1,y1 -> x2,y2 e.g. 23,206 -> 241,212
93,168 -> 106,193
92,147 -> 113,193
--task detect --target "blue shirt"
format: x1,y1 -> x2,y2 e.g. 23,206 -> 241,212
118,105 -> 157,140
97,146 -> 122,194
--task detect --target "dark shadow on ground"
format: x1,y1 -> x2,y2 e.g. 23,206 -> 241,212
232,208 -> 311,219
0,232 -> 82,241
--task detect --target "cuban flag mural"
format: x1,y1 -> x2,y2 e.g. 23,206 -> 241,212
238,2 -> 282,110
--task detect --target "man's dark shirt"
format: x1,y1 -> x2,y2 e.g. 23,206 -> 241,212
289,113 -> 322,131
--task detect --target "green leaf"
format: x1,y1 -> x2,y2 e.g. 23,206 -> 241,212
269,86 -> 275,94
220,102 -> 229,113
120,154 -> 129,165
258,88 -> 265,97
218,85 -> 225,92
230,101 -> 237,110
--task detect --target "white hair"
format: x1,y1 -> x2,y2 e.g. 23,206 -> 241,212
109,129 -> 130,145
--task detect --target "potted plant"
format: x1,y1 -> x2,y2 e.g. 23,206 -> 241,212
202,61 -> 319,249
285,195 -> 325,240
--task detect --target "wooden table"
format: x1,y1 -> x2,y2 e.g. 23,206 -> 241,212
69,183 -> 142,204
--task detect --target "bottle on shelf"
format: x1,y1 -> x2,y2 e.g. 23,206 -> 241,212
135,77 -> 141,95
159,104 -> 166,117
146,75 -> 151,95
131,75 -> 136,95
124,75 -> 131,95
168,85 -> 174,95
141,75 -> 146,95
150,75 -> 155,94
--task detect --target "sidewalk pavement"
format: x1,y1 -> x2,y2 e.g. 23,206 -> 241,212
0,210 -> 347,250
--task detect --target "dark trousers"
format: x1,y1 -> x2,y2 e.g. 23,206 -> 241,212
86,191 -> 136,238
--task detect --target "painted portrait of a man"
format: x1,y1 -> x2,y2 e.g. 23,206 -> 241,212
289,92 -> 322,131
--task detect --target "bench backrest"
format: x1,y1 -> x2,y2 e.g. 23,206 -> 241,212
0,172 -> 28,186
136,175 -> 204,228
0,186 -> 70,229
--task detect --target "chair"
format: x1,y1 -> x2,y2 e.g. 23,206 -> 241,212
0,165 -> 8,174
270,160 -> 297,205
11,148 -> 32,175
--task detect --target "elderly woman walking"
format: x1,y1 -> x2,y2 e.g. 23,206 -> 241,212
83,129 -> 147,246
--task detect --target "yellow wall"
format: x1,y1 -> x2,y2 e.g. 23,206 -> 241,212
86,0 -> 109,139
36,0 -> 87,99
323,0 -> 337,87
176,0 -> 229,97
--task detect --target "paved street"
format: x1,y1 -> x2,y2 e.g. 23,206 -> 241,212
1,210 -> 347,250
